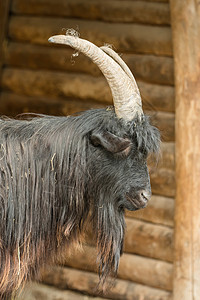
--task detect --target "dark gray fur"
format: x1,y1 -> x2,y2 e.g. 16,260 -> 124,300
0,108 -> 160,298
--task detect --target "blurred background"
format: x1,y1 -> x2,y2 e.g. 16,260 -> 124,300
0,0 -> 174,299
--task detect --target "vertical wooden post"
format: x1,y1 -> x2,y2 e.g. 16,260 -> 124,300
170,1 -> 200,299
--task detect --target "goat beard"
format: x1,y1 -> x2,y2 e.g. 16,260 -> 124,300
92,196 -> 125,287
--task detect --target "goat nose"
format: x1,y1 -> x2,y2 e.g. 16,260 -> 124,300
140,190 -> 152,203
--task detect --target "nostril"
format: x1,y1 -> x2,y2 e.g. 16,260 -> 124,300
141,191 -> 151,202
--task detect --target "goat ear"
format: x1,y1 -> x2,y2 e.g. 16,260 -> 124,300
90,130 -> 131,154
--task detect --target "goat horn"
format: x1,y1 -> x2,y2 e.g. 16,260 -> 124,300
48,34 -> 143,122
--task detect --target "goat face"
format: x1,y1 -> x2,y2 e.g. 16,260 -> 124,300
87,112 -> 160,213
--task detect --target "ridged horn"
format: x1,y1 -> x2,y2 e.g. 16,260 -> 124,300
48,34 -> 143,122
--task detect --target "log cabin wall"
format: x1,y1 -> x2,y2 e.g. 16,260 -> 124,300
0,0 -> 174,299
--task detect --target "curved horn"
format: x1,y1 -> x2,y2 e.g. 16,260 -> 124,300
48,34 -> 143,122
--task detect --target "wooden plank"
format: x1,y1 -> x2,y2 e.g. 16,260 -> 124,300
170,1 -> 200,299
5,42 -> 174,88
126,195 -> 174,227
57,245 -> 173,291
1,69 -> 175,142
0,0 -> 11,87
17,283 -> 108,300
8,16 -> 173,56
86,218 -> 173,262
42,266 -> 172,299
11,0 -> 170,25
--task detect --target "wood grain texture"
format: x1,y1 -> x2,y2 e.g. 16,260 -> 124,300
8,16 -> 173,56
42,266 -> 172,299
17,283 -> 109,300
11,0 -> 170,25
170,0 -> 200,299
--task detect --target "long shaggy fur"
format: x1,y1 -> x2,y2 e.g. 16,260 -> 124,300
0,108 -> 160,299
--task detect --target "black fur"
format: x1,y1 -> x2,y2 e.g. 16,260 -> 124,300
0,108 -> 160,298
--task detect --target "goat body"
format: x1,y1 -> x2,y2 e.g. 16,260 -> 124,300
0,109 -> 160,298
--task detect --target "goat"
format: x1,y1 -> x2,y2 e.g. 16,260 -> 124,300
0,33 -> 160,299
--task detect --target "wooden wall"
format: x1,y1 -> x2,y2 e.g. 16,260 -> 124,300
0,0 -> 174,299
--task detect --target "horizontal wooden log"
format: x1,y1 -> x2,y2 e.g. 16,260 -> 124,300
141,0 -> 168,1
140,82 -> 174,113
148,141 -> 175,176
119,253 -> 172,291
117,0 -> 169,2
2,68 -> 112,104
124,218 -> 173,262
150,168 -> 175,197
86,217 -> 173,262
147,111 -> 175,142
124,54 -> 174,87
126,195 -> 174,227
109,0 -> 169,2
17,283 -> 108,300
59,245 -> 173,291
42,266 -> 172,299
1,68 -> 175,141
4,42 -> 102,77
137,0 -> 168,2
11,0 -> 170,25
8,16 -> 172,56
4,42 -> 174,88
0,92 -> 103,116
